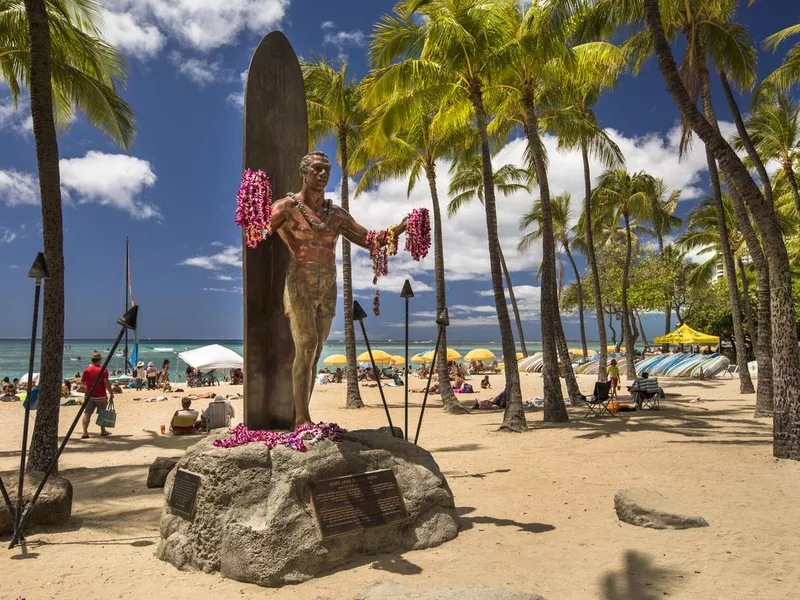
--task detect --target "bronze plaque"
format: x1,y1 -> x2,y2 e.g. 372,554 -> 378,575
308,469 -> 408,539
168,470 -> 201,519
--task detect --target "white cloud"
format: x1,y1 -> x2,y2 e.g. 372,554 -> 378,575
321,21 -> 365,58
203,286 -> 243,293
214,274 -> 235,281
101,9 -> 165,59
103,0 -> 289,52
182,245 -> 241,270
0,93 -> 33,136
59,151 -> 160,219
210,241 -> 225,247
9,265 -> 19,269
227,70 -> 248,109
170,51 -> 229,87
0,227 -> 17,243
0,170 -> 38,206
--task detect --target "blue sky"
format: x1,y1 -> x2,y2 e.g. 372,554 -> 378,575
0,0 -> 795,343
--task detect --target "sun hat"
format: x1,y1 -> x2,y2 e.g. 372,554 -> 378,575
136,361 -> 144,368
91,351 -> 102,361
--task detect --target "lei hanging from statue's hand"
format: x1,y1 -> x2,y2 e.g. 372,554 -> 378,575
366,208 -> 431,315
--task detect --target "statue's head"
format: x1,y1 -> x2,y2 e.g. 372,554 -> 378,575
300,151 -> 331,192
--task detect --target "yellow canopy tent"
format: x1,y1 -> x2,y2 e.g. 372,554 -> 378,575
653,324 -> 720,345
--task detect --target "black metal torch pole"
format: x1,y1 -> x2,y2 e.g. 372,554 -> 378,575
353,301 -> 395,434
400,280 -> 414,441
9,305 -> 138,550
414,308 -> 450,445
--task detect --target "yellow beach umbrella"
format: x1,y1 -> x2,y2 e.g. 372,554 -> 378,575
422,347 -> 461,361
323,354 -> 347,366
568,348 -> 597,357
464,348 -> 495,362
516,352 -> 524,360
411,353 -> 428,364
607,345 -> 626,353
390,355 -> 405,366
357,349 -> 393,364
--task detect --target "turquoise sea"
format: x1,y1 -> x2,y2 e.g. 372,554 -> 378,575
0,338 -> 576,382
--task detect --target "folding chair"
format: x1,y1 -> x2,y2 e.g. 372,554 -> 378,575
584,381 -> 615,417
205,401 -> 229,431
723,364 -> 738,378
633,377 -> 661,410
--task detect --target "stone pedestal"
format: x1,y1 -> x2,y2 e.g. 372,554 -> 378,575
156,429 -> 459,587
0,472 -> 72,534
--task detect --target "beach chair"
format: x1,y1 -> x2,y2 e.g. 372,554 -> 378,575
723,365 -> 738,378
205,400 -> 229,431
584,381 -> 614,417
170,412 -> 198,435
631,377 -> 661,410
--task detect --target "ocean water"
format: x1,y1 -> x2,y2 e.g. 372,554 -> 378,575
0,338 -> 566,382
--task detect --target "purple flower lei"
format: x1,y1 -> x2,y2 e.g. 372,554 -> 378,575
235,169 -> 273,249
213,422 -> 346,452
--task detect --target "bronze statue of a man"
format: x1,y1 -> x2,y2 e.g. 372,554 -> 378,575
270,151 -> 406,428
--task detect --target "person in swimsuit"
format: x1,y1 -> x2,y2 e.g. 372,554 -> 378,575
270,151 -> 407,428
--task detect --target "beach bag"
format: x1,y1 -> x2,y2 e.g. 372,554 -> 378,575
96,399 -> 117,428
462,383 -> 474,393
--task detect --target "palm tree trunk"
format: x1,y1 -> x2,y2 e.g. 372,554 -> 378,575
608,313 -> 616,346
636,311 -> 650,349
471,81 -> 525,431
522,86 -> 568,422
645,0 -> 798,454
25,0 -> 65,473
719,72 -> 775,207
339,131 -> 364,409
499,246 -> 528,357
737,256 -> 757,348
783,162 -> 800,218
581,144 -> 607,380
555,312 -> 583,406
695,50 -> 759,398
563,243 -> 588,358
427,165 -> 467,414
621,215 -> 636,379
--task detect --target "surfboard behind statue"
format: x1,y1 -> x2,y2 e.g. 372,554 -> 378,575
242,31 -> 307,430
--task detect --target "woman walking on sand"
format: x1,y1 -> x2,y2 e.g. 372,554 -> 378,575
160,359 -> 170,386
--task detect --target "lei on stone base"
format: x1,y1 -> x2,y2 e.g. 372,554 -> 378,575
366,208 -> 431,315
235,169 -> 273,248
213,422 -> 346,452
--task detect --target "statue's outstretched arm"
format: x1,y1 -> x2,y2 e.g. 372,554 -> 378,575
340,212 -> 408,249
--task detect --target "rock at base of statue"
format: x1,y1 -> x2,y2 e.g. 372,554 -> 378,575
0,472 -> 73,535
156,428 -> 459,587
147,457 -> 179,489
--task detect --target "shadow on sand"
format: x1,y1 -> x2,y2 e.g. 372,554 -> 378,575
600,550 -> 684,600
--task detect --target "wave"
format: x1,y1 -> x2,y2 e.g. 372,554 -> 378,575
153,347 -> 174,352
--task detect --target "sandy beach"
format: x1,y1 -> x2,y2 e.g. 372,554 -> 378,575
2,373 -> 798,600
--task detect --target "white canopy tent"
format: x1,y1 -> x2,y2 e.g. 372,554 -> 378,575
177,344 -> 243,372
18,372 -> 40,384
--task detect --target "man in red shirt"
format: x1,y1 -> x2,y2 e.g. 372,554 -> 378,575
81,351 -> 114,439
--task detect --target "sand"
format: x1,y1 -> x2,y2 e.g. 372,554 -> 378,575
2,372 -> 799,600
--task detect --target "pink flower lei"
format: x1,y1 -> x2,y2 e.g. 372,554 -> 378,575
213,422 -> 346,452
235,169 -> 273,248
365,210 -> 431,315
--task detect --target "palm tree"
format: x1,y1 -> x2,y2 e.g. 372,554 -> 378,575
760,21 -> 800,94
648,178 -> 682,346
301,56 -> 366,410
676,194 -> 757,393
733,91 -> 800,217
594,168 -> 654,379
368,0 -> 527,431
519,193 -> 588,358
352,94 -> 468,414
4,0 -> 136,472
580,0 -> 767,404
548,49 -> 625,382
643,0 -> 800,457
447,155 -> 531,359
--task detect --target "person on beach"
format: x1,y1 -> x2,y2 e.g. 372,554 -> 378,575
146,361 -> 157,389
1,383 -> 19,402
81,351 -> 113,439
135,361 -> 146,390
480,375 -> 491,390
160,359 -> 170,385
608,359 -> 620,398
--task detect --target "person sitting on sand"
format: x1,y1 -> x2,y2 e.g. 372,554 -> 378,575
453,375 -> 464,391
170,397 -> 200,434
1,384 -> 19,402
1,377 -> 10,394
316,370 -> 328,385
480,375 -> 491,390
333,368 -> 343,383
185,366 -> 197,388
418,365 -> 429,379
199,394 -> 235,429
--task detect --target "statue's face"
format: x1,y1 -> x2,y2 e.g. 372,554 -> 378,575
305,158 -> 331,191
